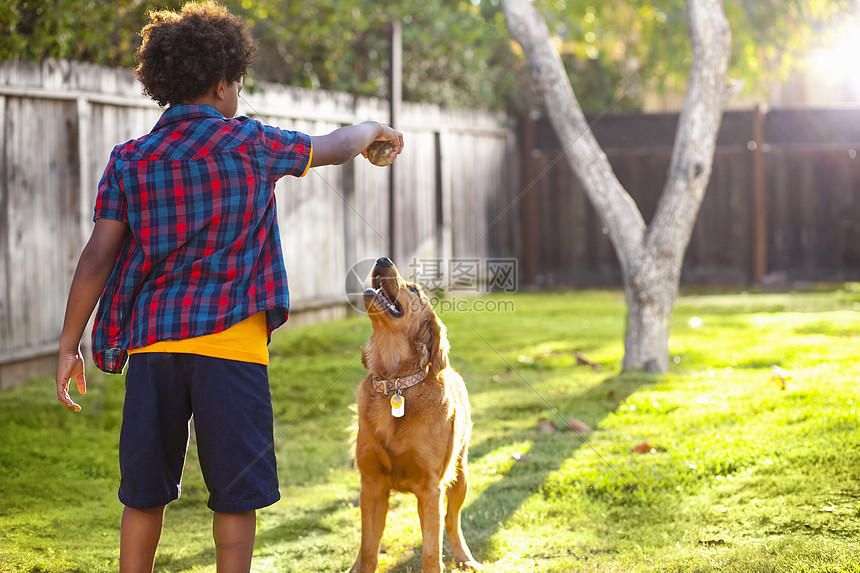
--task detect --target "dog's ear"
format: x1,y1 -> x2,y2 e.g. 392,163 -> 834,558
417,315 -> 449,378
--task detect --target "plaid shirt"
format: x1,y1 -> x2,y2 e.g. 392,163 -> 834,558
92,104 -> 311,373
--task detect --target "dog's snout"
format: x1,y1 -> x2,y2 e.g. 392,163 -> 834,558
376,257 -> 394,268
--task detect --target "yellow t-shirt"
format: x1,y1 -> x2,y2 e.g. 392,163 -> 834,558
128,311 -> 269,365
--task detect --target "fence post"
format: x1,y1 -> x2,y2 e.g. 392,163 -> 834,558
435,128 -> 454,288
343,103 -> 357,289
0,94 -> 7,362
75,96 -> 94,360
388,20 -> 402,262
519,110 -> 540,286
751,104 -> 767,284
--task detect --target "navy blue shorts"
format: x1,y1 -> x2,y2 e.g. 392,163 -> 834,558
119,353 -> 280,513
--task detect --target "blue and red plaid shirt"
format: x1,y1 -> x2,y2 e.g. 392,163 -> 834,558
92,104 -> 312,373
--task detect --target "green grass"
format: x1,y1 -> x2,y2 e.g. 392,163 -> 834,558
1,286 -> 859,572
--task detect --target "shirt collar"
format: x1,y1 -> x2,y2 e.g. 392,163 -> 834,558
152,104 -> 226,132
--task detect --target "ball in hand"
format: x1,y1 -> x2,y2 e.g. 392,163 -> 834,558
366,140 -> 396,166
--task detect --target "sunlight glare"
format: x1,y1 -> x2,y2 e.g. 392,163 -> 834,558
810,23 -> 860,101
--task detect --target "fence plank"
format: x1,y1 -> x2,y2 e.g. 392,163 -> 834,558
3,96 -> 79,359
0,95 -> 8,352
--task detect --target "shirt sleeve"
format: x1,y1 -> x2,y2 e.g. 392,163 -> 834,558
259,124 -> 313,180
93,146 -> 128,223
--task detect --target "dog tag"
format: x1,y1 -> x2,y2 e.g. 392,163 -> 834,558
390,393 -> 405,418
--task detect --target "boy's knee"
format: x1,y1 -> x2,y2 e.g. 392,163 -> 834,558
213,510 -> 256,544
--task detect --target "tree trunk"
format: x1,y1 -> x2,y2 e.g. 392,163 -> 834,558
502,0 -> 734,373
622,272 -> 677,373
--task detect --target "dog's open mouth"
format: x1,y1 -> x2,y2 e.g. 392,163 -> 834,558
366,274 -> 403,318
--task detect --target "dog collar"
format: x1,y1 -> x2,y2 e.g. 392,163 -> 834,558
371,366 -> 429,396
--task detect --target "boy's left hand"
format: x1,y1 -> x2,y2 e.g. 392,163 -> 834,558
56,348 -> 87,412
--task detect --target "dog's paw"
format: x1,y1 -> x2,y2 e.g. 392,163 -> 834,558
455,560 -> 483,571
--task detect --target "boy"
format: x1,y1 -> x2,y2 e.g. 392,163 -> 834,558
54,3 -> 403,572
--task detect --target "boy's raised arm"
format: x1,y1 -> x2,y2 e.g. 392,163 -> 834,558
310,121 -> 403,167
56,217 -> 128,412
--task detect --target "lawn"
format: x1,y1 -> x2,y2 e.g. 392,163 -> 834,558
1,286 -> 859,572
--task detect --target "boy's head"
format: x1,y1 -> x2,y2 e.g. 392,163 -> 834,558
134,1 -> 255,108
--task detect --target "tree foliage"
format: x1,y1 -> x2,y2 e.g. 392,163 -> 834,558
1,0 -> 857,111
533,0 -> 858,110
243,0 -> 520,109
0,0 -> 521,109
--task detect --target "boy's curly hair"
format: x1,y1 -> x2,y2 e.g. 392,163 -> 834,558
134,1 -> 256,107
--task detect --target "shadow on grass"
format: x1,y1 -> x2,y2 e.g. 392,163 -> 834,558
256,498 -> 351,546
154,547 -> 215,572
383,372 -> 653,572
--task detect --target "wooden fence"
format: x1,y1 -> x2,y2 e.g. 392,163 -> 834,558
0,60 -> 517,387
518,107 -> 860,287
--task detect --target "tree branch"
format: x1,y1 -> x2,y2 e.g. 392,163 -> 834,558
644,0 -> 732,276
502,0 -> 646,273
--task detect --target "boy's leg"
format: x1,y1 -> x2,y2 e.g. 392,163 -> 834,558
118,354 -> 193,573
213,510 -> 256,573
190,356 -> 279,571
120,505 -> 165,573
191,357 -> 279,513
119,354 -> 192,509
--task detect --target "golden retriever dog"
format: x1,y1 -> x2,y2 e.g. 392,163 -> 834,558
350,257 -> 481,573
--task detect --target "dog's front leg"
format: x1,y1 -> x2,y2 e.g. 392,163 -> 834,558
416,483 -> 444,573
353,476 -> 390,573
